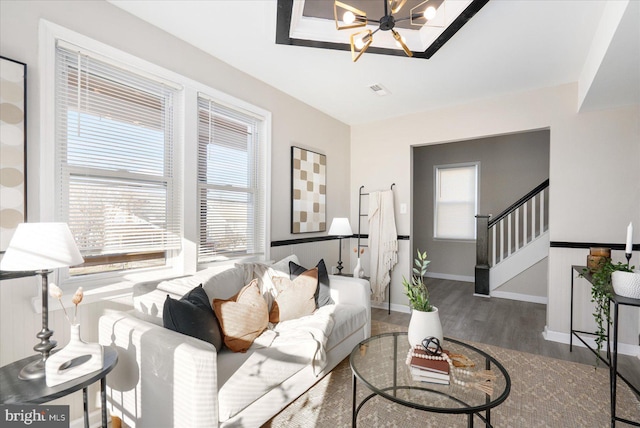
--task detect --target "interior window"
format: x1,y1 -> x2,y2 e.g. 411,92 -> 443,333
434,163 -> 478,240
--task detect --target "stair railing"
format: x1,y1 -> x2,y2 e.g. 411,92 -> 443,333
475,179 -> 549,295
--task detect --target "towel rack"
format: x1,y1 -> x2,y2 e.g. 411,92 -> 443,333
358,183 -> 395,313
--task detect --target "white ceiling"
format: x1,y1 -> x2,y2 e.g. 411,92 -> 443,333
108,0 -> 639,125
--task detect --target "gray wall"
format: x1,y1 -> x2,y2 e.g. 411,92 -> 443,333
412,130 -> 550,279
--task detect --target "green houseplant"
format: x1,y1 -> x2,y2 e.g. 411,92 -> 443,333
403,250 -> 442,347
583,260 -> 634,356
403,249 -> 432,312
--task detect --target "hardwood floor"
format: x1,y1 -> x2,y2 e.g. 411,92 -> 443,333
372,278 -> 640,390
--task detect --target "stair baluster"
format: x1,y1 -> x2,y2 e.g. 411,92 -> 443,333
475,179 -> 550,295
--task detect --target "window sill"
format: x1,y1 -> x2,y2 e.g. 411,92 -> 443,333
31,268 -> 181,314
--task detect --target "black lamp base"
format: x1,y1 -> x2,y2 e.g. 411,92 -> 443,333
336,237 -> 345,274
19,270 -> 57,380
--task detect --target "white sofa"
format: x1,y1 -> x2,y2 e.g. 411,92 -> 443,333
98,256 -> 371,428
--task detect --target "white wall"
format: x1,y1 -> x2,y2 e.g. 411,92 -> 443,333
351,83 -> 640,348
0,0 -> 350,422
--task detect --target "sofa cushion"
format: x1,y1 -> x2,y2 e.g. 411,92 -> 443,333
290,259 -> 334,307
200,265 -> 246,301
157,265 -> 231,296
162,285 -> 223,351
216,345 -> 309,422
133,285 -> 177,325
323,304 -> 368,350
269,267 -> 318,323
213,279 -> 269,352
270,254 -> 300,275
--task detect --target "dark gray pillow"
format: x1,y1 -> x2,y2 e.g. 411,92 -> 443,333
290,259 -> 334,308
163,284 -> 223,351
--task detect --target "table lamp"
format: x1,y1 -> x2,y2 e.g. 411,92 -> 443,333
0,222 -> 84,380
328,218 -> 353,274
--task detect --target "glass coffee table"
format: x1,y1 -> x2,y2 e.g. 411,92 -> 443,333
350,332 -> 510,427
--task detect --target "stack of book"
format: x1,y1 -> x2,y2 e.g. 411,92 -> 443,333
407,347 -> 450,385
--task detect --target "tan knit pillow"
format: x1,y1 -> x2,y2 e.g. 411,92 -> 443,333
269,267 -> 318,323
212,279 -> 268,353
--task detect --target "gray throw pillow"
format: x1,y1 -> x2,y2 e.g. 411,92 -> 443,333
289,259 -> 334,307
163,284 -> 223,351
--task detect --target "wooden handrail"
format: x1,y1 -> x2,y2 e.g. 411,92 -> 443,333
488,179 -> 549,228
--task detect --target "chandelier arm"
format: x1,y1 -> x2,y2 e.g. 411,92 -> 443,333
392,29 -> 413,57
366,18 -> 381,24
393,16 -> 413,24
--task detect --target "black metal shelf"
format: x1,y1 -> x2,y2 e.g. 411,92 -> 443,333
570,265 -> 640,427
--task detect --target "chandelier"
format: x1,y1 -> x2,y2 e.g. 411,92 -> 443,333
334,0 -> 445,62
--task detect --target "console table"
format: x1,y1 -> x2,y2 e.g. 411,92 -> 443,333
569,265 -> 640,427
1,347 -> 118,428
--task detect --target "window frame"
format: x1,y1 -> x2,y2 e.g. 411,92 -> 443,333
433,162 -> 480,241
40,20 -> 271,290
55,43 -> 182,276
196,94 -> 269,265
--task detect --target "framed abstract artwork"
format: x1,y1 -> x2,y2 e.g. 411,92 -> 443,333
0,56 -> 27,253
291,146 -> 326,233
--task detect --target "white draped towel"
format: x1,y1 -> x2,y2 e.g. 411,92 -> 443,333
368,189 -> 398,303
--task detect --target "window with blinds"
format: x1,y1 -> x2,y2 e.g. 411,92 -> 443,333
434,163 -> 479,240
197,96 -> 266,263
55,43 -> 181,275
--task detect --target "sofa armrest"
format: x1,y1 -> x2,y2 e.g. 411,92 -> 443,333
99,310 -> 219,428
328,275 -> 371,338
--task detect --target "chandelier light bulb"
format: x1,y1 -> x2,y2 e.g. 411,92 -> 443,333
355,36 -> 366,50
343,11 -> 356,24
423,6 -> 437,20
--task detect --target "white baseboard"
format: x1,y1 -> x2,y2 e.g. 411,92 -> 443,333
371,302 -> 410,314
543,326 -> 640,357
491,290 -> 548,305
425,272 -> 474,283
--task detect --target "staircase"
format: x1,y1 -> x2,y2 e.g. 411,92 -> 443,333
475,180 -> 549,296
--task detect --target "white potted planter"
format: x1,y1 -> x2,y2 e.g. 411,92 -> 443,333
611,270 -> 640,299
408,307 -> 443,347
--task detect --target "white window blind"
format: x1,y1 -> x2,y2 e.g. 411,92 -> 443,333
434,163 -> 478,240
197,96 -> 266,263
55,43 -> 181,274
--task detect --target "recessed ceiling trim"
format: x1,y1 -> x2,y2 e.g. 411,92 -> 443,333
276,0 -> 490,59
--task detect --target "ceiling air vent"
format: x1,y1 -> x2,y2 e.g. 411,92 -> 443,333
369,83 -> 390,96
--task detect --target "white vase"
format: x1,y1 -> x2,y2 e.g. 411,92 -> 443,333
45,323 -> 104,387
408,306 -> 443,348
611,270 -> 640,299
353,258 -> 364,278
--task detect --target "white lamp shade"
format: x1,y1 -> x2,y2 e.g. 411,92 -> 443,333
328,218 -> 353,237
0,222 -> 84,271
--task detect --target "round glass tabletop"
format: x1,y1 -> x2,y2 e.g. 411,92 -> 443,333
350,332 -> 511,415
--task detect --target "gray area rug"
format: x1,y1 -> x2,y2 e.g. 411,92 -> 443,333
264,320 -> 640,427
